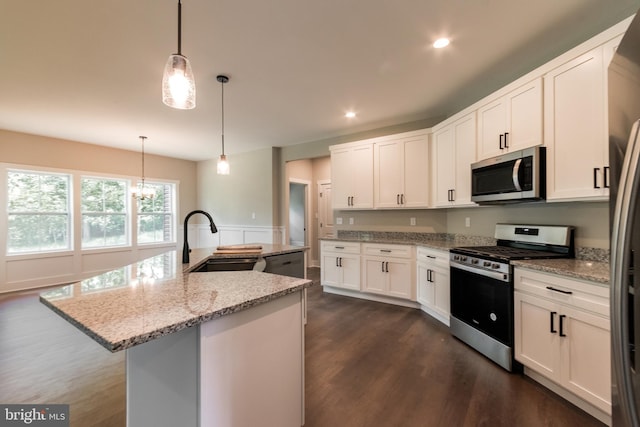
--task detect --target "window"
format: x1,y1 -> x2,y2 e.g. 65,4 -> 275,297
137,182 -> 175,244
81,177 -> 128,248
7,170 -> 71,254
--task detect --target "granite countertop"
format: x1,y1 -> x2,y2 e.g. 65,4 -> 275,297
40,246 -> 311,353
511,258 -> 610,286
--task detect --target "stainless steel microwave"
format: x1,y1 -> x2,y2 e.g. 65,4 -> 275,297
471,146 -> 546,204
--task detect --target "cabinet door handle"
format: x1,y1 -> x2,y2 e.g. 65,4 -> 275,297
336,257 -> 340,267
381,261 -> 385,273
504,132 -> 509,148
450,189 -> 455,202
401,194 -> 405,205
559,314 -> 567,337
397,194 -> 400,205
604,166 -> 610,188
593,168 -> 601,189
499,133 -> 504,150
385,261 -> 389,273
546,286 -> 573,295
550,311 -> 557,334
339,257 -> 343,267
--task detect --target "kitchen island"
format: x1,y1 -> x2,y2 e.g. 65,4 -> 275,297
40,245 -> 310,427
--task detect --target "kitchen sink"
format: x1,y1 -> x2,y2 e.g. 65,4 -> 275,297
190,258 -> 260,272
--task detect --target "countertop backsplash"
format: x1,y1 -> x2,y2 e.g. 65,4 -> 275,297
332,230 -> 609,263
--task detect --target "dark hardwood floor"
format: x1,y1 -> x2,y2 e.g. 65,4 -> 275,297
0,267 -> 605,426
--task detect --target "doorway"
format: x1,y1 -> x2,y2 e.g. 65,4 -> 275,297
289,180 -> 310,247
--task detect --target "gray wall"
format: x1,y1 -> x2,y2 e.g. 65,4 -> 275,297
197,147 -> 277,226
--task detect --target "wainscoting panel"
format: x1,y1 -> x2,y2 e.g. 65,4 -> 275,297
189,225 -> 286,249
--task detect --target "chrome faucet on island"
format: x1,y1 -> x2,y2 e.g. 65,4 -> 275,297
183,210 -> 218,264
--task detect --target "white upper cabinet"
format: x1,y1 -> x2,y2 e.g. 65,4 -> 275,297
331,142 -> 374,209
544,35 -> 623,202
374,132 -> 429,209
432,112 -> 477,207
477,78 -> 543,160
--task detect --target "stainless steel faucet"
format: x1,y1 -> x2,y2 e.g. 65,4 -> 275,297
183,210 -> 218,263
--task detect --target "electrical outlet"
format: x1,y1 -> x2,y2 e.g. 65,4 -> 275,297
349,217 -> 354,225
251,212 -> 256,220
465,217 -> 471,227
336,217 -> 343,225
410,217 -> 416,226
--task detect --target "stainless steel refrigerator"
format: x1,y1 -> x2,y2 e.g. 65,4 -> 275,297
610,10 -> 640,427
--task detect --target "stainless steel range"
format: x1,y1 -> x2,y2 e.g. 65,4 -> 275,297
449,224 -> 575,372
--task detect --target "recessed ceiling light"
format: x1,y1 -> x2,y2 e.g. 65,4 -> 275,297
345,111 -> 356,118
433,38 -> 450,49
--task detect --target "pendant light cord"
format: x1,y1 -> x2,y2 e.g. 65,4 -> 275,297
221,79 -> 225,156
140,136 -> 147,185
177,0 -> 182,55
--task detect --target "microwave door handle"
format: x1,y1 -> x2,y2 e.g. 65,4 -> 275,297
512,158 -> 523,191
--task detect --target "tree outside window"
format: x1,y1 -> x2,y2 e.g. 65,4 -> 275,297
7,170 -> 71,253
81,177 -> 128,248
137,182 -> 175,244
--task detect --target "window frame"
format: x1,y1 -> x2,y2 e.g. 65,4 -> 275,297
6,168 -> 73,255
80,176 -> 131,250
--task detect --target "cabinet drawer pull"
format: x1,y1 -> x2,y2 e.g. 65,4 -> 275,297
504,132 -> 509,148
550,311 -> 557,334
335,246 -> 345,249
593,167 -> 601,189
426,255 -> 436,259
559,314 -> 567,337
380,249 -> 392,253
546,286 -> 573,295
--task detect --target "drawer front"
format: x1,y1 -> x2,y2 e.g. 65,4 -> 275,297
321,240 -> 360,254
362,243 -> 413,259
416,247 -> 449,267
514,268 -> 609,317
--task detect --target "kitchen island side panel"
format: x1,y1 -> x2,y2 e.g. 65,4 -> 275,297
200,290 -> 304,427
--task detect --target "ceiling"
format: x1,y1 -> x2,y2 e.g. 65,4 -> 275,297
2,0 -> 639,161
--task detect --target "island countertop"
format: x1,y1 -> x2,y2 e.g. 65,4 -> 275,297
40,246 -> 311,352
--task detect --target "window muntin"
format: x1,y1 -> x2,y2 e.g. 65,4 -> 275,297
81,177 -> 128,248
7,170 -> 71,253
137,182 -> 175,244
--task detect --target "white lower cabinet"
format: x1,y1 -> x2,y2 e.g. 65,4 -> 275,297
320,241 -> 361,291
514,268 -> 610,416
362,243 -> 414,300
416,247 -> 450,325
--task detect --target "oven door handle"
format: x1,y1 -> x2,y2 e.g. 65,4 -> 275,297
512,158 -> 523,191
450,261 -> 509,282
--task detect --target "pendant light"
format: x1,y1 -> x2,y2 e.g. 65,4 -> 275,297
132,136 -> 156,200
216,75 -> 230,175
162,0 -> 196,109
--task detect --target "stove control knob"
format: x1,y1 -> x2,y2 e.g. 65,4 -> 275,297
453,255 -> 460,261
483,261 -> 491,267
491,263 -> 500,269
461,256 -> 468,262
471,259 -> 479,265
